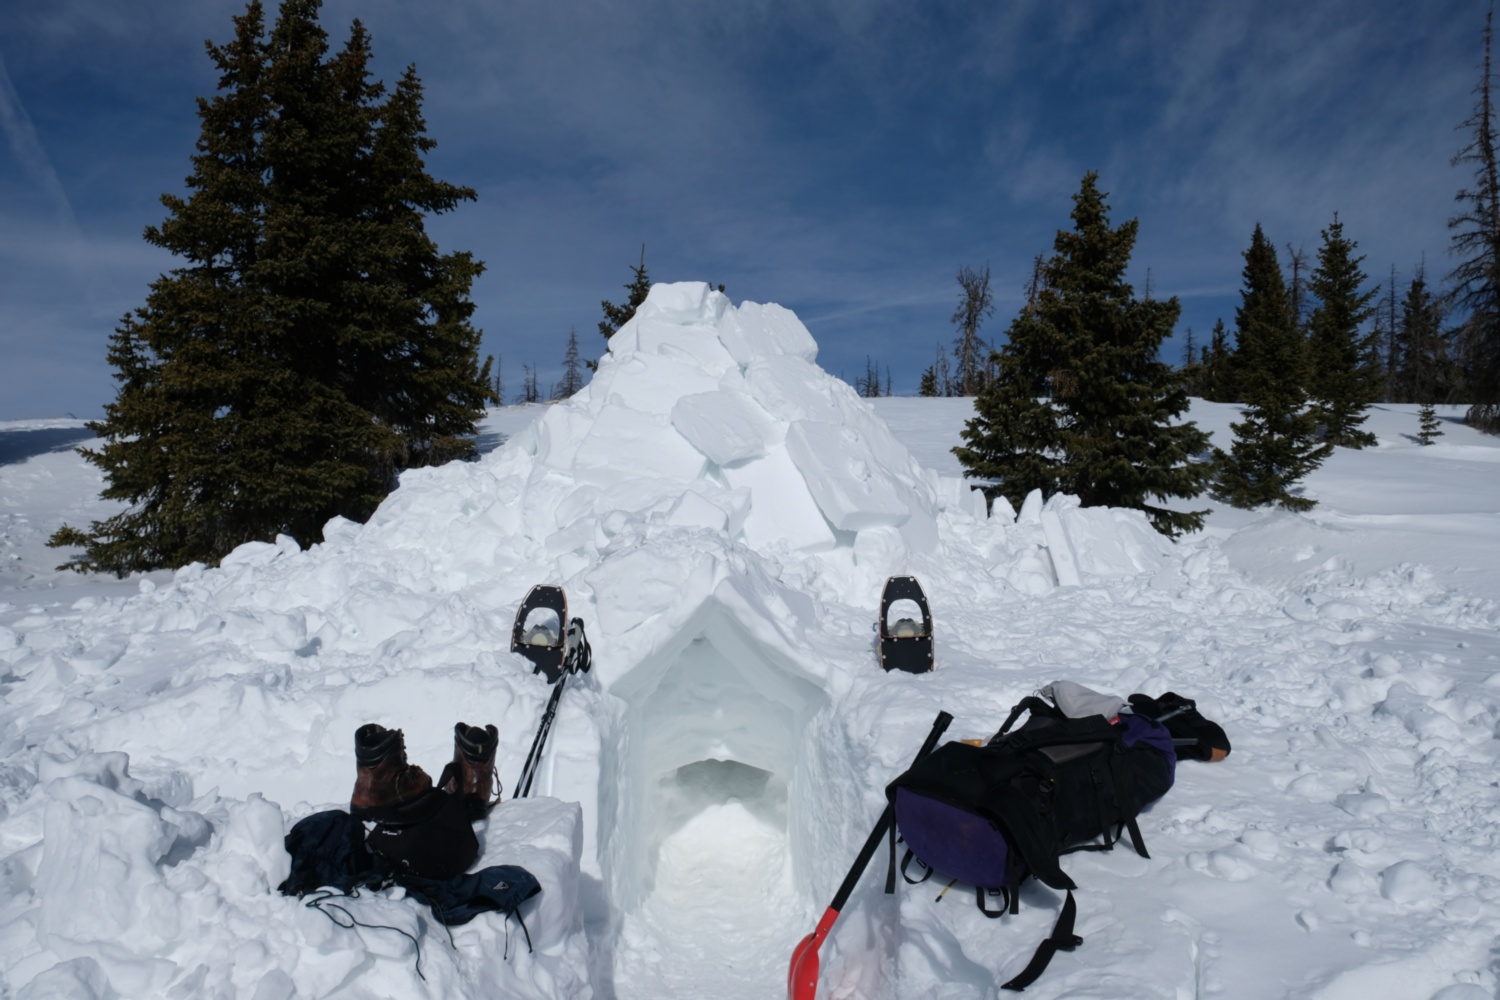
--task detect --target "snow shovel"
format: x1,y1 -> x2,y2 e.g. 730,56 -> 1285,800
787,710 -> 953,1000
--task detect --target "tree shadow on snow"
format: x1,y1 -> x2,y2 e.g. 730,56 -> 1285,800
473,430 -> 508,456
0,427 -> 96,468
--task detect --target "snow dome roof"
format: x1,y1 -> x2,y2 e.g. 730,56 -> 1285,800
521,282 -> 939,551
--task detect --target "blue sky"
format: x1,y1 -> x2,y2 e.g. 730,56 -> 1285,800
0,0 -> 1481,419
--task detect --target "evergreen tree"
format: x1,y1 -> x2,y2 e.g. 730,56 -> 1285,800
555,328 -> 585,399
493,356 -> 504,406
955,172 -> 1210,536
918,366 -> 938,397
1450,5 -> 1500,433
1417,402 -> 1444,444
1397,268 -> 1458,407
1305,214 -> 1381,447
951,264 -> 995,396
521,364 -> 540,403
49,0 -> 491,575
919,342 -> 952,397
600,245 -> 651,342
1199,319 -> 1234,402
1212,226 -> 1326,511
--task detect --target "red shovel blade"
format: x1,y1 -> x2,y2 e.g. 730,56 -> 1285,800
788,908 -> 839,1000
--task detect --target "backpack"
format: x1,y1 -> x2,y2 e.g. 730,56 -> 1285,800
279,808 -> 543,963
885,692 -> 1177,991
352,762 -> 480,881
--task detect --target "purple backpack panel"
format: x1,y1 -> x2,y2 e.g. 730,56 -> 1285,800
894,788 -> 1010,888
1118,714 -> 1178,786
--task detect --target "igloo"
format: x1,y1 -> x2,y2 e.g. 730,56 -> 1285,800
497,282 -> 949,987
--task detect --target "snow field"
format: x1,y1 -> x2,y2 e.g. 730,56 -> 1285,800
0,284 -> 1498,998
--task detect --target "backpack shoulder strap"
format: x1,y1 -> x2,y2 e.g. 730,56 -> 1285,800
1000,889 -> 1084,992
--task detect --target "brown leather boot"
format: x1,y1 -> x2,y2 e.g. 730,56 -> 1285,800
442,722 -> 500,819
351,723 -> 432,816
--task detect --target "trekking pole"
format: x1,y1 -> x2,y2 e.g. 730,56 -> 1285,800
514,619 -> 591,799
515,676 -> 567,799
787,710 -> 953,1000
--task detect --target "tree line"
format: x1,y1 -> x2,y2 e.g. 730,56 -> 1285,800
952,8 -> 1500,533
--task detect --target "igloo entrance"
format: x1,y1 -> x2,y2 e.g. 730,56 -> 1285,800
605,604 -> 826,999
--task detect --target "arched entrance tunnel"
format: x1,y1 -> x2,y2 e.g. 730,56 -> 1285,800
604,602 -> 828,999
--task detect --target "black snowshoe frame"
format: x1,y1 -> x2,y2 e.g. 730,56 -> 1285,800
879,575 -> 934,674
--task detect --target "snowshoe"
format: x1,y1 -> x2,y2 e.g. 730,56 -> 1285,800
879,576 -> 933,673
511,585 -> 569,683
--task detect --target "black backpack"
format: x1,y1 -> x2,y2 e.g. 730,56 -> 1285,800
885,695 -> 1176,991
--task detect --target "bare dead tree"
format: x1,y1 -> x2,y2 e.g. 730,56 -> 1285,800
952,263 -> 995,396
1450,3 -> 1500,431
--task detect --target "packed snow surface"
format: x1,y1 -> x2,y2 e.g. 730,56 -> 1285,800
2,283 -> 1500,999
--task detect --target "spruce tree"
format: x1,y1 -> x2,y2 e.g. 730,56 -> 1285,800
955,172 -> 1211,536
1200,319 -> 1234,402
1397,268 -> 1458,409
1212,226 -> 1327,511
1305,214 -> 1381,448
556,328 -> 585,399
1417,402 -> 1443,444
47,0 -> 491,575
918,366 -> 938,397
600,245 -> 651,342
1450,5 -> 1500,432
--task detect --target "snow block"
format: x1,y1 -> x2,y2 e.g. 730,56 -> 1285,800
571,403 -> 707,486
784,420 -> 912,531
721,446 -> 838,552
1056,507 -> 1174,578
718,300 -> 818,364
1039,509 -> 1082,587
671,390 -> 779,466
743,356 -> 843,424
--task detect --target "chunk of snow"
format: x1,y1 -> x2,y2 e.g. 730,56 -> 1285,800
720,446 -> 837,552
670,390 -> 778,466
1380,861 -> 1436,903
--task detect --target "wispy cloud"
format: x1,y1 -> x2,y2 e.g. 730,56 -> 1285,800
0,0 -> 1486,416
0,52 -> 77,230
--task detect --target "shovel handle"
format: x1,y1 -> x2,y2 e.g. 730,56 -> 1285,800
828,710 -> 953,914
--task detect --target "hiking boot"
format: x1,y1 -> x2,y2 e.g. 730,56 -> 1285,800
351,723 -> 432,815
443,722 -> 500,819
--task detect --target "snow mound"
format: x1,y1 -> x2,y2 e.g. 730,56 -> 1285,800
517,282 -> 940,555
